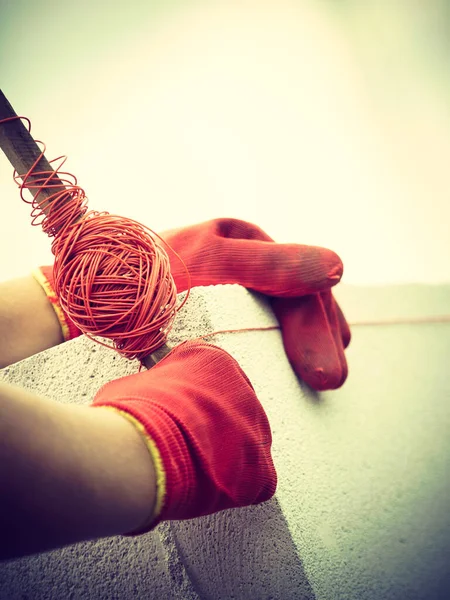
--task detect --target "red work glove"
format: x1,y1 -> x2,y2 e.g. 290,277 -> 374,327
35,217 -> 350,391
163,218 -> 351,391
92,340 -> 276,530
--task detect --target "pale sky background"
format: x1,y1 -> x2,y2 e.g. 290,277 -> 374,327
0,0 -> 449,285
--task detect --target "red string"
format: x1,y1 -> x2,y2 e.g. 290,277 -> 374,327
0,115 -> 191,361
197,316 -> 450,339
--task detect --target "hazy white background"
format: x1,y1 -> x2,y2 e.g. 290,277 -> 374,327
1,0 -> 449,285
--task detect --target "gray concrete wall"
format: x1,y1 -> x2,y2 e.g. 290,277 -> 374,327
1,284 -> 449,600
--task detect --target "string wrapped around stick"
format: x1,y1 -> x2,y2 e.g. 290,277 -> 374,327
0,91 -> 189,361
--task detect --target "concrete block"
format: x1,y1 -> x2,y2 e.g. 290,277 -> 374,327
1,284 -> 449,599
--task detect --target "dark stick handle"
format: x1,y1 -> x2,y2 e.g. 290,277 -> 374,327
0,89 -> 69,213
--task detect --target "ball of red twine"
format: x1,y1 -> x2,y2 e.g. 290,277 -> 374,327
52,213 -> 178,360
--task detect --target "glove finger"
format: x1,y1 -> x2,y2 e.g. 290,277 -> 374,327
206,238 -> 344,297
271,294 -> 345,390
216,221 -> 346,298
335,301 -> 351,349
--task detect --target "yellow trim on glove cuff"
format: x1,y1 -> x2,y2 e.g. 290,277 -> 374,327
100,406 -> 166,529
32,268 -> 71,342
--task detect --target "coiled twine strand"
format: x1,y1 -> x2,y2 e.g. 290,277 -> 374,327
1,116 -> 189,361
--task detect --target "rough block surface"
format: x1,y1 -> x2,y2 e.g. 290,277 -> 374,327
1,284 -> 449,600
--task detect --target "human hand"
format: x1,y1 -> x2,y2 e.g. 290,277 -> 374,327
92,339 -> 276,530
163,218 -> 350,391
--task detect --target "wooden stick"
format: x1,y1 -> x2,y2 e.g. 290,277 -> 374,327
0,89 -> 69,212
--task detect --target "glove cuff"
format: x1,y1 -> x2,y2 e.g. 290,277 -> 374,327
32,266 -> 82,341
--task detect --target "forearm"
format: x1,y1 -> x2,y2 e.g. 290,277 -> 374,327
0,380 -> 156,560
0,275 -> 63,368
